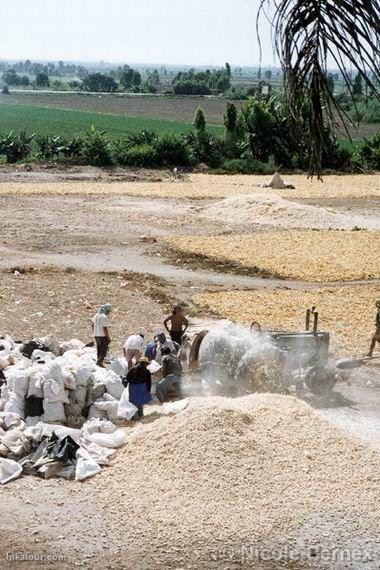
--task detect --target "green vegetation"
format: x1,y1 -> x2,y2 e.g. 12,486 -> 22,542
0,102 -> 223,139
0,96 -> 378,172
172,64 -> 231,95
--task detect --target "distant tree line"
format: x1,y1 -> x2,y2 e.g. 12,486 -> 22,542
172,63 -> 231,95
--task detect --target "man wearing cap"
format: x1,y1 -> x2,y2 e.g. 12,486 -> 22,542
123,356 -> 152,418
123,332 -> 145,370
368,300 -> 380,358
155,331 -> 176,364
92,304 -> 112,367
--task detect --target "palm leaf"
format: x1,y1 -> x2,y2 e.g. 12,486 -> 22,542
258,0 -> 380,175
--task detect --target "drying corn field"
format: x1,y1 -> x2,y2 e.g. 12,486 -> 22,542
166,230 -> 380,282
194,285 -> 380,355
0,173 -> 379,200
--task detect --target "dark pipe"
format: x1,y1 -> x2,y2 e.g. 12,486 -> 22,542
313,312 -> 319,334
305,309 -> 311,331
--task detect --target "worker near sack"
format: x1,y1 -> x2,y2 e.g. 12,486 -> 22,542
123,332 -> 145,370
164,305 -> 189,345
92,304 -> 112,368
156,346 -> 183,403
368,300 -> 380,358
122,356 -> 152,419
155,331 -> 177,364
144,335 -> 158,362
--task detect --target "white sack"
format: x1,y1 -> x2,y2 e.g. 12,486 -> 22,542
0,458 -> 22,484
108,357 -> 127,377
4,392 -> 25,417
117,388 -> 138,421
39,335 -> 60,356
148,360 -> 161,375
102,371 -> 124,399
75,455 -> 101,481
42,401 -> 66,423
59,339 -> 85,353
31,349 -> 55,363
94,400 -> 119,422
82,418 -> 118,435
27,369 -> 44,399
88,428 -> 128,449
6,369 -> 30,398
87,404 -> 107,420
77,441 -> 115,466
160,399 -> 189,415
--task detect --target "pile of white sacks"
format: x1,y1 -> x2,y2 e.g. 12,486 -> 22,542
0,335 -> 142,483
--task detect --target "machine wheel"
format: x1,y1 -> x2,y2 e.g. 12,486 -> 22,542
305,365 -> 336,395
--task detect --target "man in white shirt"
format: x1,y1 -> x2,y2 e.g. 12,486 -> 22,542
92,304 -> 112,367
123,333 -> 145,370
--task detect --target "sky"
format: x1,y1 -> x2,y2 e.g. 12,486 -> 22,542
0,0 -> 275,66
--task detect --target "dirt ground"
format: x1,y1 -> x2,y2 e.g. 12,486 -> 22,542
1,168 -> 380,569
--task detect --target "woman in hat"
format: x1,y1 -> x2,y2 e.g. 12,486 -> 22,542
123,356 -> 152,419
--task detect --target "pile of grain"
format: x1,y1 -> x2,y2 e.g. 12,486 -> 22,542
92,395 -> 380,567
194,285 -> 379,355
166,230 -> 380,282
203,193 -> 380,230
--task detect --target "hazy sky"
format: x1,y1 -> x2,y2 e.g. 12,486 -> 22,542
0,0 -> 275,66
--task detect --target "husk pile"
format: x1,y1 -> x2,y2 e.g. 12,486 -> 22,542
166,230 -> 380,282
90,395 -> 380,567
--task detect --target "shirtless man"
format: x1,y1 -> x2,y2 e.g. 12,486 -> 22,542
163,305 -> 189,345
368,300 -> 380,358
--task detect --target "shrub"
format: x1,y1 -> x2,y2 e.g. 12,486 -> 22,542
36,135 -> 64,160
123,131 -> 158,148
154,134 -> 195,166
0,130 -> 35,163
82,127 -> 112,166
2,85 -> 9,94
185,131 -> 225,168
357,134 -> 380,169
61,137 -> 84,158
112,142 -> 158,167
217,157 -> 276,174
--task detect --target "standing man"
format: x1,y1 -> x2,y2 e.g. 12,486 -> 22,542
124,332 -> 145,370
368,300 -> 380,358
92,304 -> 112,368
164,305 -> 189,345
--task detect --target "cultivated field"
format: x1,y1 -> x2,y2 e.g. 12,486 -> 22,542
0,101 -> 222,139
0,92 -> 378,141
0,91 -> 234,125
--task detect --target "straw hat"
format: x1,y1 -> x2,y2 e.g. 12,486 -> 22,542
139,356 -> 149,364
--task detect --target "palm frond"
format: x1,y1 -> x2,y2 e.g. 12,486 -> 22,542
258,0 -> 380,175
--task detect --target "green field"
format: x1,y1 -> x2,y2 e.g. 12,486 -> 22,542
0,102 -> 224,139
